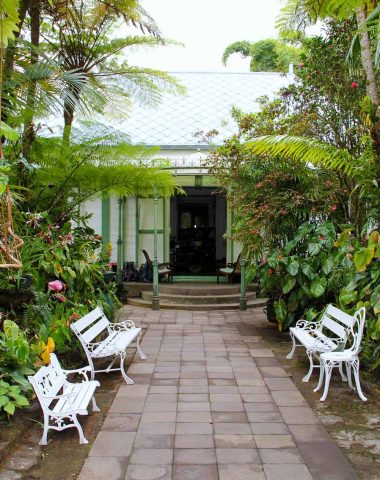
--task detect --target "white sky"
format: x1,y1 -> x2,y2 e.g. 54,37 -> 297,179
127,0 -> 284,72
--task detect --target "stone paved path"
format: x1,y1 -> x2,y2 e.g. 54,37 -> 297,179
78,307 -> 357,480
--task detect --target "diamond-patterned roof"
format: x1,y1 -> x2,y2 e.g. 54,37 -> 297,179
111,71 -> 294,147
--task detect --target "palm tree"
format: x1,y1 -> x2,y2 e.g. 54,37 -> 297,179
42,0 -> 183,143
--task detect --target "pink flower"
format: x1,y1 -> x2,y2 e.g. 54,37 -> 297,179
48,280 -> 64,292
351,82 -> 358,88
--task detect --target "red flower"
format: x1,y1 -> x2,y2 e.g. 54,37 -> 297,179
351,82 -> 358,88
268,269 -> 274,275
278,255 -> 283,260
319,235 -> 324,240
331,205 -> 337,211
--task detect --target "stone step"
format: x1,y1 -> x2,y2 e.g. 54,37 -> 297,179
157,283 -> 258,296
127,297 -> 268,311
141,291 -> 257,304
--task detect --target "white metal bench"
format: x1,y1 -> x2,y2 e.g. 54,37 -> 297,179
314,306 -> 367,401
28,353 -> 100,445
70,307 -> 146,384
286,305 -> 364,382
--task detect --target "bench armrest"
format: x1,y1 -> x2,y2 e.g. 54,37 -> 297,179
295,319 -> 321,331
109,320 -> 136,331
159,262 -> 172,269
62,366 -> 91,381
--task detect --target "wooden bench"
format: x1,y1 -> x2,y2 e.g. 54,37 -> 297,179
286,304 -> 363,382
70,307 -> 146,384
28,353 -> 100,445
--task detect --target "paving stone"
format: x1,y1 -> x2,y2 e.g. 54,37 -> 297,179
211,412 -> 248,423
244,402 -> 278,412
174,448 -> 217,464
179,385 -> 209,393
140,412 -> 176,423
218,464 -> 265,480
137,423 -> 176,435
109,398 -> 145,414
249,349 -> 275,358
211,402 -> 244,412
263,464 -> 313,480
210,394 -> 242,403
177,401 -> 211,412
254,434 -> 295,448
208,378 -> 237,386
143,402 -> 177,412
128,364 -> 155,374
271,390 -> 308,407
288,424 -> 331,443
247,412 -> 284,423
213,422 -> 252,435
214,434 -> 255,448
241,393 -> 273,403
129,448 -> 173,465
125,465 -> 172,480
216,447 -> 260,464
133,434 -> 174,449
101,414 -> 141,432
149,386 -> 178,394
279,407 -> 320,425
265,378 -> 297,391
250,423 -> 290,435
298,442 -> 358,479
177,411 -> 212,422
176,422 -> 213,435
78,457 -> 127,480
89,431 -> 135,457
118,385 -> 149,397
175,434 -> 214,448
172,464 -> 218,480
259,367 -> 288,378
259,447 -> 304,464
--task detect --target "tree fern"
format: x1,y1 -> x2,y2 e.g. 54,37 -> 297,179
246,135 -> 357,175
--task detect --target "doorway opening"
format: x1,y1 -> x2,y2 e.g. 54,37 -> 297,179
170,187 -> 226,275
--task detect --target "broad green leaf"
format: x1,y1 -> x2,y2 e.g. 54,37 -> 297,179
310,277 -> 327,298
354,247 -> 374,272
339,288 -> 358,306
286,260 -> 299,276
301,263 -> 314,279
3,320 -> 19,339
283,276 -> 296,294
322,258 -> 334,275
334,229 -> 352,247
0,396 -> 9,408
4,401 -> 15,415
308,243 -> 321,256
284,240 -> 297,255
287,291 -> 299,312
274,299 -> 287,322
0,121 -> 19,141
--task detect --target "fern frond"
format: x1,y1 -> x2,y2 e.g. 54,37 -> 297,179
245,135 -> 356,176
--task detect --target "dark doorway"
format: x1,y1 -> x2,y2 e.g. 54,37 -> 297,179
170,187 -> 226,275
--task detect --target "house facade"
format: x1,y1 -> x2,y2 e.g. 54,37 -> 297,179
81,71 -> 294,277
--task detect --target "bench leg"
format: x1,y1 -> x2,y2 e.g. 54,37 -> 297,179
351,358 -> 367,402
120,353 -> 134,384
313,360 -> 324,393
286,332 -> 296,360
302,350 -> 315,382
346,363 -> 354,390
91,395 -> 100,412
136,333 -> 147,360
72,415 -> 89,444
319,360 -> 333,401
39,414 -> 49,446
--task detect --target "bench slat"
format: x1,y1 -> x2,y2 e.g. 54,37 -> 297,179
81,317 -> 110,344
322,316 -> 347,339
325,305 -> 355,328
91,328 -> 141,357
72,307 -> 105,333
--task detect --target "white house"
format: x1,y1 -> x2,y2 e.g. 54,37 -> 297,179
81,70 -> 294,278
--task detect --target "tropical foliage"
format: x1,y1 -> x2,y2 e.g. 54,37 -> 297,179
222,38 -> 300,72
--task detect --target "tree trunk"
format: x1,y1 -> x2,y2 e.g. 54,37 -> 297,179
63,100 -> 75,146
355,6 -> 380,164
22,0 -> 40,167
